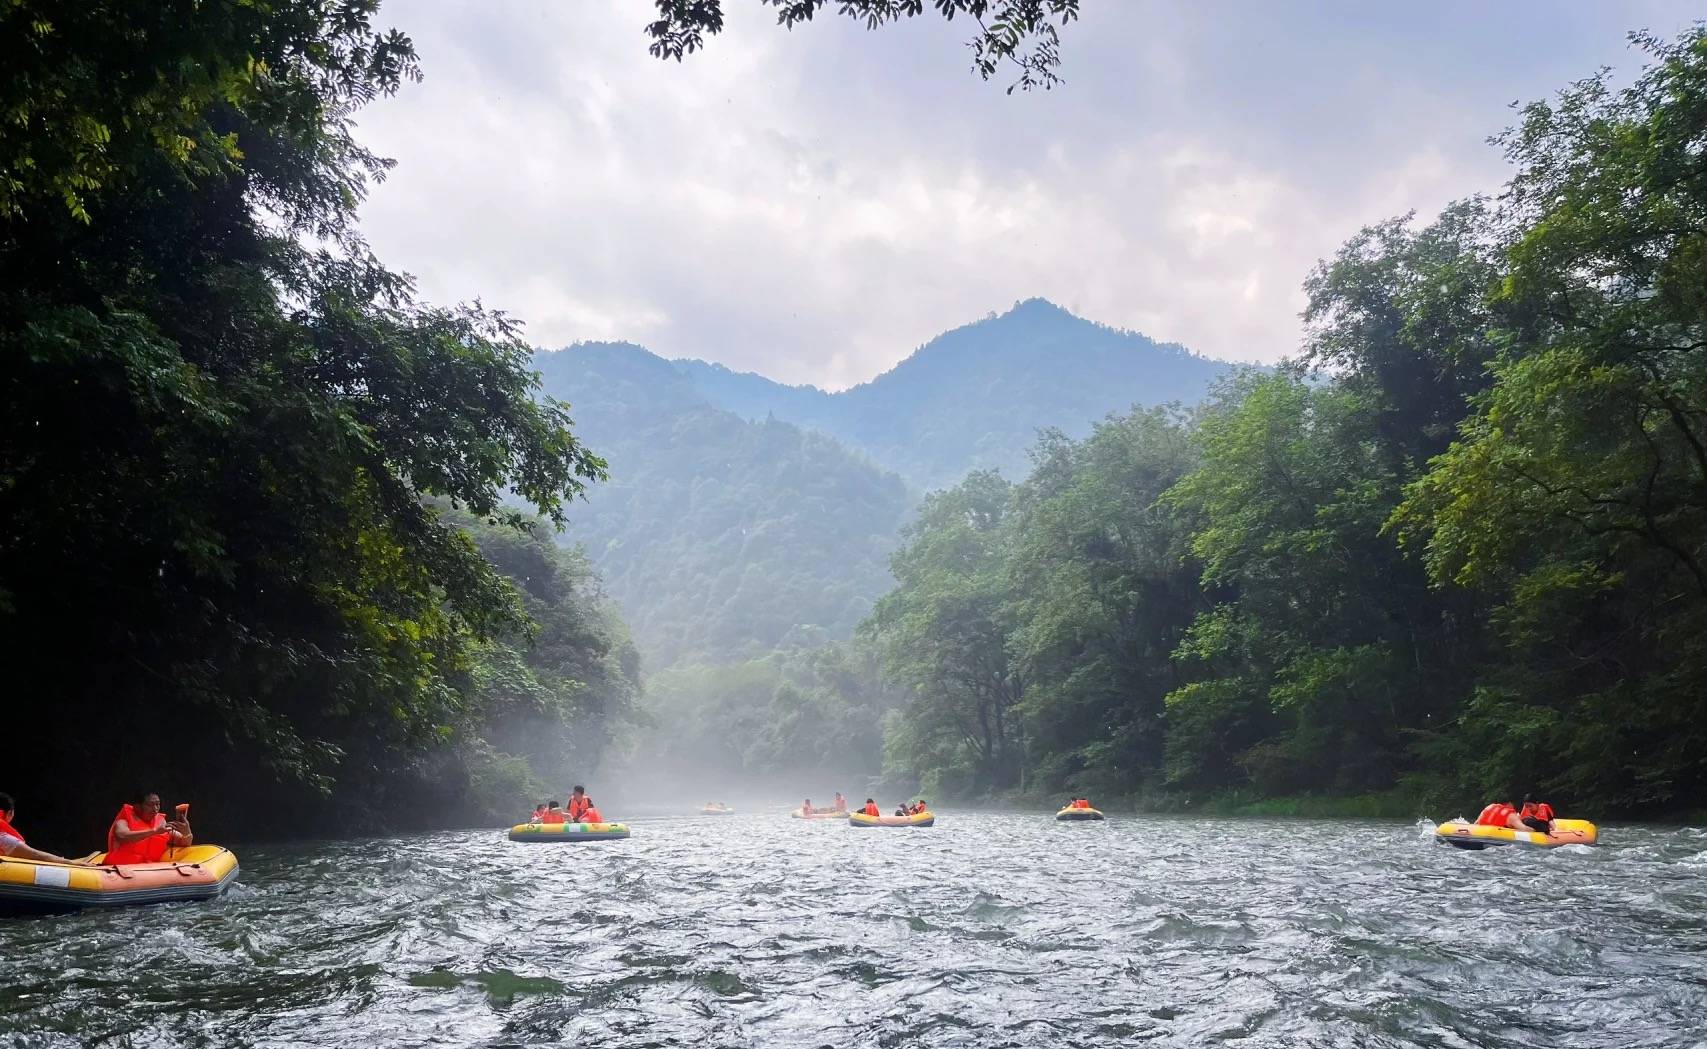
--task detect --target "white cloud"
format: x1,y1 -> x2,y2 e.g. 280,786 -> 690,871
354,0 -> 1700,388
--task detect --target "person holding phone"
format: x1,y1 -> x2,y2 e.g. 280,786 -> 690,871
105,791 -> 192,864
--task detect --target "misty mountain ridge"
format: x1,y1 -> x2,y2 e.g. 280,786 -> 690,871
667,298 -> 1232,490
533,298 -> 1238,668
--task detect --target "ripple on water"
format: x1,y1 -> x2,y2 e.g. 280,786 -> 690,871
3,815 -> 1706,1047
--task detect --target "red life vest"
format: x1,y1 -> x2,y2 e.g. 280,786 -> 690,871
567,796 -> 590,821
1521,801 -> 1555,822
105,805 -> 169,864
0,814 -> 25,847
582,807 -> 603,824
862,802 -> 880,817
540,809 -> 566,824
1074,799 -> 1091,809
1475,803 -> 1516,827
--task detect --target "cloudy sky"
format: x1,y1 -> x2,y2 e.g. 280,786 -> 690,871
354,1 -> 1700,389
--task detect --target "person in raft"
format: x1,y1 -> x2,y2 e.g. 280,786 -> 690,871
833,792 -> 847,811
1473,800 -> 1528,831
530,802 -> 547,823
861,798 -> 880,817
540,801 -> 567,825
0,792 -> 89,865
1519,795 -> 1556,833
801,799 -> 814,816
581,798 -> 604,824
106,791 -> 192,864
909,799 -> 929,815
566,785 -> 591,822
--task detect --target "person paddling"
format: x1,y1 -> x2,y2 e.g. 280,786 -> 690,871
0,792 -> 89,866
106,791 -> 192,864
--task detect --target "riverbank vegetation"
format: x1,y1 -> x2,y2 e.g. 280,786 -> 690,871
868,28 -> 1707,820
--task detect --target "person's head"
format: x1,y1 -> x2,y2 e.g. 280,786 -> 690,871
0,791 -> 14,820
918,800 -> 927,808
572,785 -> 586,797
865,798 -> 874,805
804,799 -> 811,805
1521,794 -> 1533,806
133,792 -> 161,820
548,800 -> 561,810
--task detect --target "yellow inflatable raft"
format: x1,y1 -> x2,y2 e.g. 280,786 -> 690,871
848,811 -> 935,828
1055,806 -> 1105,822
1434,818 -> 1597,850
507,822 -> 630,843
791,808 -> 846,820
700,804 -> 734,816
0,845 -> 239,914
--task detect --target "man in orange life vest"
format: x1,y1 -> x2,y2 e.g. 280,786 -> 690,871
1519,795 -> 1556,833
1473,800 -> 1526,831
861,798 -> 880,817
566,785 -> 591,822
540,801 -> 567,824
0,792 -> 88,865
581,798 -> 604,824
106,791 -> 192,864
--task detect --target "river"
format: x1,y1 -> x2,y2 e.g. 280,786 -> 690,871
2,812 -> 1703,1047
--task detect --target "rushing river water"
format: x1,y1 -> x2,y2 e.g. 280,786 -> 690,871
2,812 -> 1705,1048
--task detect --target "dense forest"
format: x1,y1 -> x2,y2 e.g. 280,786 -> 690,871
0,3 -> 641,845
868,29 -> 1707,818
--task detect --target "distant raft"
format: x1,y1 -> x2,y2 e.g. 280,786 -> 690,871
1055,805 -> 1105,822
0,845 -> 240,915
791,808 -> 846,820
849,811 -> 935,828
700,805 -> 734,816
508,822 -> 630,843
1434,818 -> 1597,850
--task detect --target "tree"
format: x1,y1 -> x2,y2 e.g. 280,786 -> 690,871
644,0 -> 1080,92
0,1 -> 602,837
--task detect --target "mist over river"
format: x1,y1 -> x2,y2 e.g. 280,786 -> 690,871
3,813 -> 1704,1048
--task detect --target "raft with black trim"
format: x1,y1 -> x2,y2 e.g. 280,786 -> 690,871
508,822 -> 630,843
848,811 -> 935,828
1055,806 -> 1105,821
1434,818 -> 1597,850
791,808 -> 846,820
0,845 -> 239,915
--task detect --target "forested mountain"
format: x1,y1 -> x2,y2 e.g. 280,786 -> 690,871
672,299 -> 1233,491
533,343 -> 912,668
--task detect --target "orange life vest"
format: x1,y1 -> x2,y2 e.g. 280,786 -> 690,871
862,802 -> 880,817
540,809 -> 567,824
582,807 -> 603,824
0,814 -> 24,846
802,803 -> 814,816
1475,802 -> 1516,827
1521,801 -> 1555,822
567,796 -> 590,821
105,804 -> 169,864
1073,799 -> 1091,808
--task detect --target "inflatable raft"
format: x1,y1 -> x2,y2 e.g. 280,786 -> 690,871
791,808 -> 846,820
700,805 -> 734,816
849,811 -> 935,828
1055,806 -> 1105,821
0,845 -> 239,914
508,822 -> 630,843
1434,818 -> 1597,850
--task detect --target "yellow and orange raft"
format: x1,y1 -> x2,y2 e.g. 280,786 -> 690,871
848,810 -> 935,828
1434,818 -> 1598,850
0,845 -> 240,914
507,822 -> 630,843
791,807 -> 846,820
1055,805 -> 1105,822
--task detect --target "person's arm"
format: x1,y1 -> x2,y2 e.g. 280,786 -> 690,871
11,842 -> 88,865
111,817 -> 170,844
